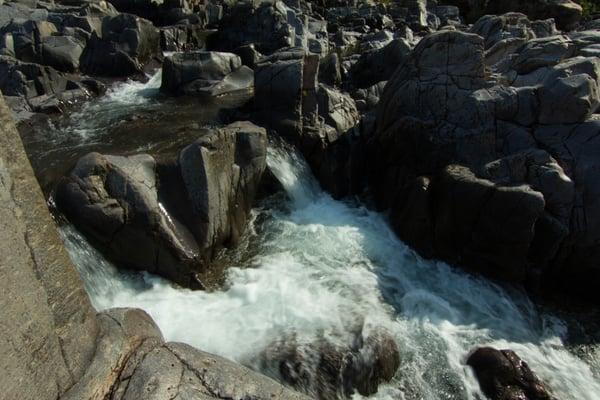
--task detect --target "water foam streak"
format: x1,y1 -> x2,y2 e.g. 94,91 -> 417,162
62,142 -> 600,400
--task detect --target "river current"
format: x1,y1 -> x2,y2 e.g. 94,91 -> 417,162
50,72 -> 600,400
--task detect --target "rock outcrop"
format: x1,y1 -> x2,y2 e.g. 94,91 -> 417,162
467,347 -> 558,400
0,92 -> 310,400
55,121 -> 267,288
360,20 -> 600,302
261,328 -> 400,399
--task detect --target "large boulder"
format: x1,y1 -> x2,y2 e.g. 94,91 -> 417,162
467,347 -> 558,400
261,328 -> 400,399
362,27 -> 600,301
160,51 -> 253,96
55,121 -> 267,288
80,13 -> 160,76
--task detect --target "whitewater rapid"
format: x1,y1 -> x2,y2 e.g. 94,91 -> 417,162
57,75 -> 600,400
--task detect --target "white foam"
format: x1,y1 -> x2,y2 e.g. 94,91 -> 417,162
62,143 -> 600,399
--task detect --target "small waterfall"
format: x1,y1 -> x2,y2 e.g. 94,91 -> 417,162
61,142 -> 600,400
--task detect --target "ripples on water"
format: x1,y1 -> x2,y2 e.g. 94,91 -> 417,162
57,75 -> 600,400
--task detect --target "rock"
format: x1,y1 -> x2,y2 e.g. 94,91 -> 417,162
453,0 -> 582,30
0,93 -> 98,400
214,0 -> 328,56
317,84 -> 360,135
0,55 -> 68,98
434,165 -> 545,282
55,121 -> 267,288
467,347 -> 558,400
40,35 -> 84,72
261,328 -> 400,399
160,51 -> 253,97
233,43 -> 263,69
1,92 -> 311,400
349,38 -> 411,88
352,81 -> 386,111
80,13 -> 160,77
159,23 -> 208,52
319,52 -> 342,87
254,48 -> 319,147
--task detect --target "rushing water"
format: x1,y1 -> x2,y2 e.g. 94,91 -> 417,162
54,75 -> 600,400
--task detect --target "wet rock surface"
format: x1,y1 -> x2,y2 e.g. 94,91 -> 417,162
261,328 -> 400,399
55,121 -> 267,288
467,347 -> 559,400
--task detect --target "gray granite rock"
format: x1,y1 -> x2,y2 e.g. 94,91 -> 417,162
55,122 -> 267,288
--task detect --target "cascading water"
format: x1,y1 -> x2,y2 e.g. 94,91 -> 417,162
32,66 -> 596,400
61,139 -> 600,399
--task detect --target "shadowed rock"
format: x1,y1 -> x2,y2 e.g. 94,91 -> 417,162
467,347 -> 558,400
55,121 -> 267,288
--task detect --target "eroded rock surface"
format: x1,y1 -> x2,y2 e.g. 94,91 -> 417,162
55,121 -> 267,288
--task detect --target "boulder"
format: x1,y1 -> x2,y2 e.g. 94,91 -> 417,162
55,121 -> 267,288
467,347 -> 558,400
40,35 -> 84,72
0,55 -> 68,98
317,84 -> 360,135
160,51 -> 253,96
80,13 -> 160,76
349,38 -> 411,88
261,328 -> 400,399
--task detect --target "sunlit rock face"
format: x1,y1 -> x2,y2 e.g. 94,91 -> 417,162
370,22 -> 600,302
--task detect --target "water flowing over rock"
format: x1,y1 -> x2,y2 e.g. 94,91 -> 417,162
55,121 -> 267,288
366,21 -> 600,302
467,347 -> 558,400
261,328 -> 400,399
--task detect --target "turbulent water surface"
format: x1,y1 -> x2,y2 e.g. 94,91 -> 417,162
53,74 -> 600,399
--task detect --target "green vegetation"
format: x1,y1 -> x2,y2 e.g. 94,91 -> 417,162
577,0 -> 600,19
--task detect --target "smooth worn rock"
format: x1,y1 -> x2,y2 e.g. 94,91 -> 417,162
160,51 -> 253,96
40,35 -> 84,72
467,347 -> 558,400
55,122 -> 267,288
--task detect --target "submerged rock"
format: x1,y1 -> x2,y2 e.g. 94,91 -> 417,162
467,347 -> 558,400
261,328 -> 400,399
55,121 -> 267,288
